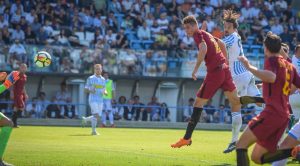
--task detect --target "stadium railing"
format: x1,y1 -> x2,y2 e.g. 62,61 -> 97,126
0,44 -> 264,78
0,100 -> 260,122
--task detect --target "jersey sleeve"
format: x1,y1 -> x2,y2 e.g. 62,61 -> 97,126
265,57 -> 278,75
292,66 -> 300,88
85,77 -> 91,89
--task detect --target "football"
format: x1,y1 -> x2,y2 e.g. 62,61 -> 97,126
34,51 -> 52,68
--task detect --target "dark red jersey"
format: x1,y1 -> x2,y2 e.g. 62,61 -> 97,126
13,73 -> 27,95
263,56 -> 300,118
193,29 -> 226,72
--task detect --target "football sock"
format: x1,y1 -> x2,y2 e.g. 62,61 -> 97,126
183,107 -> 202,140
101,112 -> 107,125
85,116 -> 93,122
91,115 -> 97,132
0,126 -> 12,160
261,149 -> 292,164
240,96 -> 264,105
272,159 -> 288,166
236,149 -> 250,166
231,112 -> 242,143
108,111 -> 114,125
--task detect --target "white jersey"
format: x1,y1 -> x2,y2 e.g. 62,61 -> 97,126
85,75 -> 106,103
292,55 -> 300,74
223,32 -> 248,77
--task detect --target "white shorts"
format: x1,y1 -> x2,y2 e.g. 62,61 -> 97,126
103,99 -> 112,112
89,102 -> 103,115
233,72 -> 260,96
288,120 -> 300,142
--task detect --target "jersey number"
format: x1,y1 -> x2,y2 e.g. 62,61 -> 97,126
282,62 -> 293,96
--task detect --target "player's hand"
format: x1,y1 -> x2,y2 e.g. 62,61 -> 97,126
103,89 -> 108,95
238,56 -> 250,70
192,71 -> 197,81
89,88 -> 96,94
201,21 -> 207,31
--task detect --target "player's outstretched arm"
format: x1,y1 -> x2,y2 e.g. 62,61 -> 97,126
0,71 -> 20,94
192,42 -> 207,80
238,56 -> 276,83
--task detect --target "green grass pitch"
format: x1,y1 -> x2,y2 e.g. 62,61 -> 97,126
4,126 -> 300,166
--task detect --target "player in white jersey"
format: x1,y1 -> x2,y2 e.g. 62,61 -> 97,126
292,45 -> 300,77
220,10 -> 261,154
82,64 -> 107,135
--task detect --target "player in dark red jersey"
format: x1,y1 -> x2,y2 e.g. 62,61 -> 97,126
11,63 -> 28,128
236,32 -> 300,166
171,15 -> 242,148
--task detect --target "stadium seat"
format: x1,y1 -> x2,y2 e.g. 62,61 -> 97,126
251,45 -> 262,55
243,44 -> 250,53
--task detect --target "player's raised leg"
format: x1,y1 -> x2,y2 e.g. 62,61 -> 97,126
0,112 -> 14,166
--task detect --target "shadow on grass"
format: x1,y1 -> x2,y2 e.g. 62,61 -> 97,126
69,134 -> 92,136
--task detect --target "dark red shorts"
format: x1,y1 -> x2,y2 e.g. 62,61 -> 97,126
249,110 -> 289,153
14,93 -> 25,109
197,65 -> 236,99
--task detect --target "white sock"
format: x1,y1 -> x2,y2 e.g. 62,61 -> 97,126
91,115 -> 97,132
102,112 -> 107,125
85,116 -> 93,122
272,159 -> 288,166
231,112 -> 242,143
109,111 -> 114,125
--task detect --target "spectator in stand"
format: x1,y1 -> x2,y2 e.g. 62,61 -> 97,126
213,104 -> 229,123
280,26 -> 293,46
25,26 -> 36,44
116,96 -> 128,120
121,14 -> 133,30
132,13 -> 143,29
55,82 -> 71,111
275,0 -> 288,10
271,19 -> 284,35
105,29 -> 117,48
204,1 -> 214,16
0,15 -> 8,29
108,0 -> 122,14
130,95 -> 145,121
160,103 -> 170,121
155,29 -> 168,49
31,16 -> 42,35
151,20 -> 161,38
106,12 -> 118,32
203,99 -> 216,123
11,25 -> 25,42
11,9 -> 22,26
206,16 -> 216,33
181,35 -> 194,50
145,13 -> 154,28
19,16 -> 28,32
25,97 -> 39,118
157,12 -> 169,30
183,98 -> 194,122
138,22 -> 151,41
37,92 -> 49,118
116,28 -> 129,49
251,18 -> 263,36
122,0 -> 133,13
63,98 -> 76,119
8,39 -> 26,65
242,106 -> 256,124
46,96 -> 61,118
147,96 -> 160,121
25,9 -> 36,24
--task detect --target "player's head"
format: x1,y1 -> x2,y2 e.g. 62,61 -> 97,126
263,32 -> 282,57
182,15 -> 198,37
19,63 -> 27,73
223,9 -> 240,35
295,44 -> 300,58
94,64 -> 102,76
102,71 -> 109,79
281,43 -> 289,54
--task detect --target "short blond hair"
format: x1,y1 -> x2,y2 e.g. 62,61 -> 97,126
182,15 -> 198,25
94,64 -> 102,68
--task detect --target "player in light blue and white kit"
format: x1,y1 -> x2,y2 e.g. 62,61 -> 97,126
221,10 -> 261,153
82,64 -> 107,135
